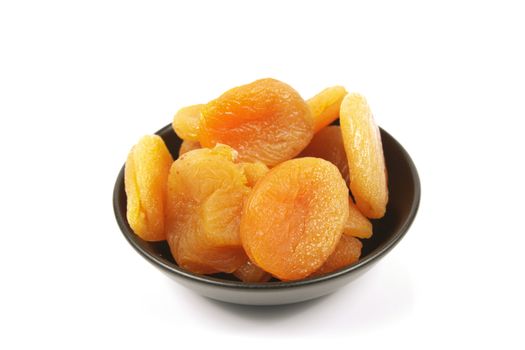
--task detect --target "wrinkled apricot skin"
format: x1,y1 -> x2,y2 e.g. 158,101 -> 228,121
199,78 -> 314,167
344,198 -> 373,239
172,104 -> 203,141
124,135 -> 173,241
299,125 -> 350,185
166,145 -> 249,274
311,236 -> 362,277
340,93 -> 388,218
240,157 -> 349,281
178,140 -> 201,156
307,86 -> 347,133
237,162 -> 269,187
234,260 -> 272,283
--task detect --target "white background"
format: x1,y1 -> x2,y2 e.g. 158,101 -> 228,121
1,0 -> 524,348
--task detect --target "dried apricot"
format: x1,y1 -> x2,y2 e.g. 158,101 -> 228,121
344,198 -> 373,239
199,78 -> 314,167
340,93 -> 388,218
166,145 -> 249,274
299,125 -> 350,185
307,86 -> 347,133
237,161 -> 269,187
178,140 -> 201,156
234,260 -> 272,283
172,104 -> 203,141
311,235 -> 362,277
124,135 -> 173,241
240,157 -> 349,281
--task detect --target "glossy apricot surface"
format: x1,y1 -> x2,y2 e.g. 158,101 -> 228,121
307,85 -> 347,133
340,93 -> 388,218
200,78 -> 314,166
166,145 -> 249,273
240,157 -> 349,281
125,135 -> 173,241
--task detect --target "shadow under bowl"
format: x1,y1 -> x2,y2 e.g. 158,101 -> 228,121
113,124 -> 420,306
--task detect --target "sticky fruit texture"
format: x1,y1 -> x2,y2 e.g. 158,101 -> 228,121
234,260 -> 272,283
237,162 -> 269,187
240,157 -> 349,281
311,236 -> 362,277
199,78 -> 314,167
344,198 -> 373,239
299,125 -> 350,185
172,104 -> 203,141
178,140 -> 201,157
166,145 -> 250,274
307,86 -> 347,133
340,93 -> 388,218
125,135 -> 173,241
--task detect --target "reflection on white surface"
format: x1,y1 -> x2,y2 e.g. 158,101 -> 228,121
160,256 -> 413,337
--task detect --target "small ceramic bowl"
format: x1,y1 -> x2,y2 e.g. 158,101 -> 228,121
113,124 -> 420,306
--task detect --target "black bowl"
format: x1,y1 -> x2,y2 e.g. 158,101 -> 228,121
113,124 -> 420,306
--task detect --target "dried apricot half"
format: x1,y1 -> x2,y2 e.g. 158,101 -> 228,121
344,198 -> 373,239
199,78 -> 314,167
125,135 -> 173,241
307,86 -> 347,133
234,260 -> 272,283
299,125 -> 350,185
340,93 -> 388,218
166,145 -> 249,274
311,235 -> 362,277
240,157 -> 349,281
172,104 -> 203,141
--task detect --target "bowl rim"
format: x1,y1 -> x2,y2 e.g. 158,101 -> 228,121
113,124 -> 420,290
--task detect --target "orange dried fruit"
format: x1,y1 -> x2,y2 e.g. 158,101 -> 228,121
172,104 -> 203,141
311,235 -> 362,277
340,93 -> 388,218
307,86 -> 347,133
234,260 -> 272,283
237,161 -> 269,187
166,145 -> 249,274
124,135 -> 173,241
240,157 -> 349,281
344,198 -> 373,239
178,140 -> 201,157
199,78 -> 314,167
299,125 -> 350,184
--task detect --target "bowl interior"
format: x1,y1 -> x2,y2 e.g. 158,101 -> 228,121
114,123 -> 420,285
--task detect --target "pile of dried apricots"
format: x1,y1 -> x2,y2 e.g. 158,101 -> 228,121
124,78 -> 388,282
